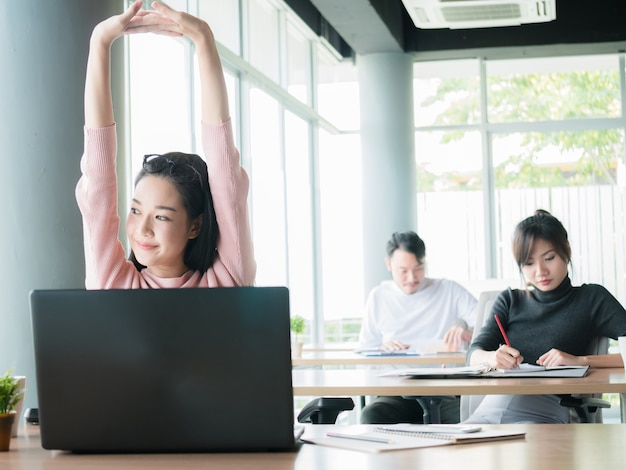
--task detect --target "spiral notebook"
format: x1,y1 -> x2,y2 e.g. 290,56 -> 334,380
302,424 -> 525,453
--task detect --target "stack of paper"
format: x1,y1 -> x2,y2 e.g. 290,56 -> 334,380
301,424 -> 526,453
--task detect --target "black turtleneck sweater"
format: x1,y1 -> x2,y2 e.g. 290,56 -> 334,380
468,277 -> 626,364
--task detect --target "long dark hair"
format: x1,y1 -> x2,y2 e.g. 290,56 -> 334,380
512,209 -> 571,270
129,152 -> 218,273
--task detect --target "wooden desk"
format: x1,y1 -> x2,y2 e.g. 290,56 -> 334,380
292,351 -> 467,367
4,424 -> 626,469
292,367 -> 626,396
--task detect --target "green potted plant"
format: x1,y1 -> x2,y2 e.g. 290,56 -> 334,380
0,369 -> 24,452
290,315 -> 306,358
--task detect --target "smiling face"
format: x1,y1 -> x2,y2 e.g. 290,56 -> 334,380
385,248 -> 426,295
126,175 -> 201,278
520,238 -> 569,292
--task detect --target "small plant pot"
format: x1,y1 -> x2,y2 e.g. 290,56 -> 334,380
9,376 -> 26,437
292,341 -> 303,358
0,413 -> 16,451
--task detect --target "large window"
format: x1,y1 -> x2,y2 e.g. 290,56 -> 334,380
127,1 -> 626,353
414,55 -> 626,305
126,0 -> 353,346
248,88 -> 287,286
247,0 -> 280,83
414,56 -> 626,423
284,112 -> 315,324
414,60 -> 485,282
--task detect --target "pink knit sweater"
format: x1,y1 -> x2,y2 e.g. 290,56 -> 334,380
75,120 -> 256,289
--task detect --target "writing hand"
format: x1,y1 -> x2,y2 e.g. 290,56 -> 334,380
493,345 -> 523,369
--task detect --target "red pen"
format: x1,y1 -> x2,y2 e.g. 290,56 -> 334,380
494,314 -> 511,347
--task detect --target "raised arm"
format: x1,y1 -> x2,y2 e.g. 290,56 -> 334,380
85,1 -> 139,128
85,0 -> 179,128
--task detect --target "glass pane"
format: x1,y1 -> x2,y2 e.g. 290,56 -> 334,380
247,0 -> 280,83
129,34 -> 191,178
319,130 -> 364,343
286,20 -> 311,104
139,0 -> 186,10
415,130 -> 486,280
413,59 -> 481,126
486,55 -> 620,122
285,112 -> 314,333
317,53 -> 360,130
198,0 -> 240,54
248,88 -> 287,286
492,129 -> 626,304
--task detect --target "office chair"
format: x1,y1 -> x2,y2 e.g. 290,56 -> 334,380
297,397 -> 355,424
459,290 -> 611,423
556,336 -> 610,423
400,396 -> 459,424
458,290 -> 500,422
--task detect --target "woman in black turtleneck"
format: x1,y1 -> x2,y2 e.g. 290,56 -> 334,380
465,209 -> 626,424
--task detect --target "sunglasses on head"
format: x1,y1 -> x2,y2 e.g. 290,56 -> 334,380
142,154 -> 203,184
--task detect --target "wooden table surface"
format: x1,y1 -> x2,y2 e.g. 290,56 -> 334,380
3,423 -> 626,469
292,350 -> 467,366
291,367 -> 626,396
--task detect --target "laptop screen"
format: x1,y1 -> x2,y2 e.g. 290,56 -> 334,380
30,286 -> 295,452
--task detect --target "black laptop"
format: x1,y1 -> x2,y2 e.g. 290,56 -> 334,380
29,286 -> 295,453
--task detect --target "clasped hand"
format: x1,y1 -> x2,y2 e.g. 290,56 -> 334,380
92,1 -> 210,47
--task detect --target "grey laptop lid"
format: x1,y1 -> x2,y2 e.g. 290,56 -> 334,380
30,287 -> 295,453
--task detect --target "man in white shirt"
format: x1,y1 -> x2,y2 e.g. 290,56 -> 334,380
359,231 -> 477,424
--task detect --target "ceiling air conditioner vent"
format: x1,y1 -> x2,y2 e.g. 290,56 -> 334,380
401,0 -> 556,29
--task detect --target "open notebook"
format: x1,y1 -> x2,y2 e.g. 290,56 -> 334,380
301,424 -> 525,453
379,363 -> 590,378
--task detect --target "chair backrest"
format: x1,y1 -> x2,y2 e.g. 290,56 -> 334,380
460,290 -> 501,421
568,336 -> 609,423
587,336 -> 609,356
471,290 -> 501,342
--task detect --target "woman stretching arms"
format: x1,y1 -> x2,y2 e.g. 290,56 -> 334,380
76,1 -> 255,289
